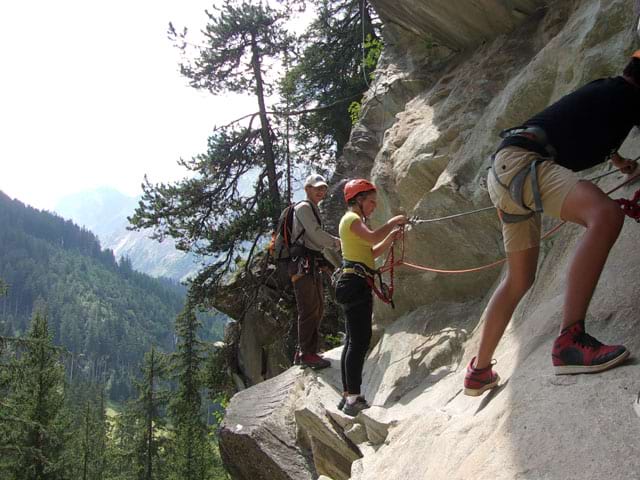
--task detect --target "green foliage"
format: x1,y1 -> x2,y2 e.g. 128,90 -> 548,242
204,343 -> 234,428
171,0 -> 292,96
363,33 -> 382,80
109,347 -> 170,480
281,0 -> 381,161
0,310 -> 71,480
65,384 -> 110,480
138,0 -> 300,291
348,100 -> 362,125
323,332 -> 343,350
0,213 -> 231,478
0,191 -> 226,401
164,305 -> 230,479
130,128 -> 278,297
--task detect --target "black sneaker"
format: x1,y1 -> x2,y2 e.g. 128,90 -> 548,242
342,397 -> 370,417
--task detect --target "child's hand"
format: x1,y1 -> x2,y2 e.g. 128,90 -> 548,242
389,214 -> 408,226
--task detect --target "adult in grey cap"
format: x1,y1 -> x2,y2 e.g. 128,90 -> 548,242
290,173 -> 341,369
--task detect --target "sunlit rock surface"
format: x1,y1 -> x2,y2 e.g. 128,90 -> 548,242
221,1 -> 640,478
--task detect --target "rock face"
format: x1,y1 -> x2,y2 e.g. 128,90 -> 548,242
221,1 -> 640,479
372,0 -> 544,50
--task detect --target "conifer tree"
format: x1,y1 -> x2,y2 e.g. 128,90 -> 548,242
66,385 -> 109,480
0,310 -> 70,480
109,347 -> 169,480
282,0 -> 381,162
130,0 -> 295,294
138,347 -> 168,480
167,305 -> 213,480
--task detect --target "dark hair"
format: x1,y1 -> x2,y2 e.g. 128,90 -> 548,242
623,57 -> 640,84
347,189 -> 375,206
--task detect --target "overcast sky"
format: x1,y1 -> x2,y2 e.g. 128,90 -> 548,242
0,0 -> 300,210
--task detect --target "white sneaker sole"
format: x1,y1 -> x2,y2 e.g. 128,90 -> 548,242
554,349 -> 630,375
463,374 -> 500,397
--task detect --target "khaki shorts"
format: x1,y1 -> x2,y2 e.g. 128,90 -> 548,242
487,146 -> 580,252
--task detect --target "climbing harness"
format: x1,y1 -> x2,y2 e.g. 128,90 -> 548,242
490,125 -> 556,224
342,260 -> 395,308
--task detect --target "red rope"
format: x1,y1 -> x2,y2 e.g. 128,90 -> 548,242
378,174 -> 640,280
367,175 -> 640,308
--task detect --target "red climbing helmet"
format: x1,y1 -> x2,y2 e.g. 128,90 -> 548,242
344,179 -> 376,202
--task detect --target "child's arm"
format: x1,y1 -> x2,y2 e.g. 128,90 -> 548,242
372,227 -> 402,258
350,214 -> 407,244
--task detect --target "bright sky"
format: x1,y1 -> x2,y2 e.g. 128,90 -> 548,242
0,0 -> 295,210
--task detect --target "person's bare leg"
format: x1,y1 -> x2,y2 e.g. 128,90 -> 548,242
475,246 -> 539,369
558,181 -> 623,331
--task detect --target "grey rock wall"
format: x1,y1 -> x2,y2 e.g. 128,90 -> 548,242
371,0 -> 544,51
220,1 -> 640,479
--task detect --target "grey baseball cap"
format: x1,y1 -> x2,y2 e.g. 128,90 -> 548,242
304,173 -> 328,188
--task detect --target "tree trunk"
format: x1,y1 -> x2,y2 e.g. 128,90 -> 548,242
251,35 -> 281,224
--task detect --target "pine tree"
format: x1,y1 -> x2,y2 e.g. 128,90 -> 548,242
282,0 -> 381,162
130,0 -> 295,294
168,305 -> 214,480
138,347 -> 168,480
0,309 -> 70,480
109,347 -> 169,480
66,384 -> 109,480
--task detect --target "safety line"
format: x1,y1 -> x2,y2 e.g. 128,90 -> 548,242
409,164 -> 632,226
391,172 -> 640,275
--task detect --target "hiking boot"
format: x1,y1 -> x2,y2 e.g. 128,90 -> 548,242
299,353 -> 331,370
464,357 -> 500,397
552,321 -> 629,375
342,397 -> 370,417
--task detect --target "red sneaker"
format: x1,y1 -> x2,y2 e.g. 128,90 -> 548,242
464,357 -> 500,397
552,321 -> 629,375
299,353 -> 331,370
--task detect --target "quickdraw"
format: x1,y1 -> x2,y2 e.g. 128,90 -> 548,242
616,188 -> 640,221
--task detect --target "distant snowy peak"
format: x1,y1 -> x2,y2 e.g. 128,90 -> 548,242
55,187 -> 200,281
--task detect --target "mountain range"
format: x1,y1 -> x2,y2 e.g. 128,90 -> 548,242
55,187 -> 201,281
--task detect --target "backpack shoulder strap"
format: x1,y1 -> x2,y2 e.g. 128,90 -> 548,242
296,199 -> 322,227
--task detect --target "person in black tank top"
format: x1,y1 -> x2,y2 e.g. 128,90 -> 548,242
464,51 -> 640,396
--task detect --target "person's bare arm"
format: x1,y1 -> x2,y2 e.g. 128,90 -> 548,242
372,227 -> 402,258
349,215 -> 407,244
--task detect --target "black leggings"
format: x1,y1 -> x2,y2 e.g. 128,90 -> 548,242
335,274 -> 373,395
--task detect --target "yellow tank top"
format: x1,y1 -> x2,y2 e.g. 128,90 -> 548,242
339,211 -> 374,270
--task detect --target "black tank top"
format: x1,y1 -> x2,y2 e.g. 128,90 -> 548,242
524,77 -> 640,171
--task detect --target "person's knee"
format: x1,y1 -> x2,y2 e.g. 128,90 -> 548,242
591,200 -> 624,236
505,270 -> 535,298
348,336 -> 370,354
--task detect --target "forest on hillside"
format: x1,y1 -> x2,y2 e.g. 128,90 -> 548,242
0,191 -> 226,400
0,0 -> 381,477
0,191 -> 232,478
